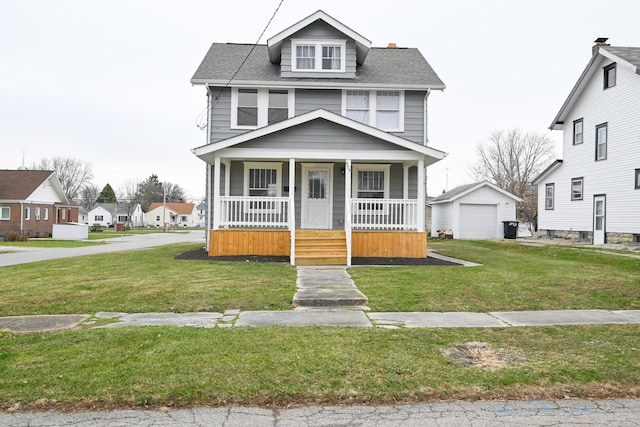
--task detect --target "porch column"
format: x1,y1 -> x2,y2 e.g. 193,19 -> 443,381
222,160 -> 231,196
417,159 -> 425,232
403,164 -> 409,199
344,159 -> 352,266
212,156 -> 221,230
289,157 -> 296,266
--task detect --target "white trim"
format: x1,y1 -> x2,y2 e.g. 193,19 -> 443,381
341,90 -> 405,132
192,109 -> 446,161
345,160 -> 352,266
291,39 -> 347,73
289,158 -> 296,266
417,159 -> 425,232
429,181 -> 523,204
230,88 -> 295,129
0,206 -> 10,220
213,157 -> 220,229
193,79 -> 446,91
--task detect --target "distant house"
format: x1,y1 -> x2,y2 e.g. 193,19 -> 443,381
534,39 -> 640,244
429,181 -> 521,240
147,202 -> 197,228
190,10 -> 447,265
0,169 -> 77,238
196,202 -> 207,227
88,203 -> 144,228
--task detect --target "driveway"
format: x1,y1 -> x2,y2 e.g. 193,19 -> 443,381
0,231 -> 205,267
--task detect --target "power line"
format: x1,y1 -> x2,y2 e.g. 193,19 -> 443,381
196,0 -> 285,130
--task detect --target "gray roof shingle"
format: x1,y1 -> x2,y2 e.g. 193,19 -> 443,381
602,46 -> 640,69
191,43 -> 445,88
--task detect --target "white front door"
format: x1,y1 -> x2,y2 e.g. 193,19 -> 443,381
593,195 -> 606,245
301,164 -> 333,229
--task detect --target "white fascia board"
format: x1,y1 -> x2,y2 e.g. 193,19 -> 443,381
25,172 -> 69,204
549,54 -> 602,130
192,109 -> 448,160
267,10 -> 371,50
191,79 -> 446,91
532,160 -> 563,185
599,48 -> 639,73
216,148 -> 427,162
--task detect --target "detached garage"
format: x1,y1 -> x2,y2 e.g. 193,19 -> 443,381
430,181 -> 522,240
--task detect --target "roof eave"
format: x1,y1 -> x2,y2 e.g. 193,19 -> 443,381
191,78 -> 445,91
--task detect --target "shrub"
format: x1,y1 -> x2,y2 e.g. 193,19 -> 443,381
3,232 -> 28,242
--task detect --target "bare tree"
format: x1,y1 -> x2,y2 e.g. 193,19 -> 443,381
117,180 -> 141,227
471,129 -> 555,231
78,184 -> 99,210
32,156 -> 94,199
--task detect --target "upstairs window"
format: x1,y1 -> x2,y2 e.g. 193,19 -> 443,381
635,169 -> 640,189
573,118 -> 583,145
343,90 -> 404,131
604,63 -> 616,89
596,123 -> 608,161
292,39 -> 346,72
545,183 -> 554,210
571,177 -> 583,201
231,88 -> 293,129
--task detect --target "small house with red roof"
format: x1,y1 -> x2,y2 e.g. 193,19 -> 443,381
146,202 -> 198,228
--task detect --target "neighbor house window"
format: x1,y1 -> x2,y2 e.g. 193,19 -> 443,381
156,216 -> 160,221
43,208 -> 48,220
0,207 -> 9,220
244,162 -> 282,212
292,39 -> 346,72
604,63 -> 616,89
61,209 -> 66,220
545,183 -> 555,210
117,215 -> 128,222
181,216 -> 187,222
231,88 -> 293,128
24,207 -> 30,220
343,90 -> 404,131
571,177 -> 583,200
95,215 -> 104,221
35,207 -> 41,220
573,118 -> 583,145
635,169 -> 640,189
596,122 -> 607,160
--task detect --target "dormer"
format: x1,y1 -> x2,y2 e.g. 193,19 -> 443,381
267,10 -> 371,79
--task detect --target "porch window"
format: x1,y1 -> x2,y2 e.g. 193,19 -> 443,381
237,89 -> 258,127
571,177 -> 583,201
244,162 -> 282,212
0,206 -> 9,220
545,183 -> 554,210
231,88 -> 293,128
343,90 -> 404,131
352,164 -> 391,211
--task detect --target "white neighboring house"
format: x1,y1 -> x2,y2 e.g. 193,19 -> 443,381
534,40 -> 640,245
429,181 -> 522,240
88,203 -> 145,227
147,202 -> 198,228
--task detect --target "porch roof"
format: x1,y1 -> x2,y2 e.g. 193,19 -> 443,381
191,109 -> 447,165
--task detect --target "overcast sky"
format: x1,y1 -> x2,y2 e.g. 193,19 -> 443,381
1,0 -> 639,200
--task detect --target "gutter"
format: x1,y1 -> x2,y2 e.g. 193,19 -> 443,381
423,88 -> 431,146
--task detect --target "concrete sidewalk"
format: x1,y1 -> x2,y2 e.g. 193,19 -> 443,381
2,309 -> 639,333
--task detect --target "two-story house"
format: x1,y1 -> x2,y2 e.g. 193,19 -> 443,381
534,39 -> 640,245
191,11 -> 447,265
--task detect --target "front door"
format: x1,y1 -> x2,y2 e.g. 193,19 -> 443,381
301,164 -> 333,229
593,195 -> 606,245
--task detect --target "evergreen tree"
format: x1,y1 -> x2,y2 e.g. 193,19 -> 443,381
96,183 -> 117,204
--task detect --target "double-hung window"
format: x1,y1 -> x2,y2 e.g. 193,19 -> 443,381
231,88 -> 293,128
545,183 -> 555,210
95,215 -> 104,221
343,90 -> 404,131
35,207 -> 41,220
244,162 -> 282,213
292,40 -> 346,72
43,208 -> 48,221
596,123 -> 608,160
604,63 -> 616,89
352,164 -> 390,213
571,177 -> 583,201
0,207 -> 9,220
573,118 -> 583,145
25,207 -> 30,220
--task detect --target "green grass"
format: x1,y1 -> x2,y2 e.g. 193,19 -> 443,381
87,228 -> 183,240
0,244 -> 296,316
0,240 -> 105,248
1,325 -> 638,409
350,240 -> 640,312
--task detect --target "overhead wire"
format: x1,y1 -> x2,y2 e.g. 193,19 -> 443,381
196,0 -> 285,130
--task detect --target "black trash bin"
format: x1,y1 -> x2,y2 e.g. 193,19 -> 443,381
502,221 -> 519,239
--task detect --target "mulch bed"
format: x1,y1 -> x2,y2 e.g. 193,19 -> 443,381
176,249 -> 461,266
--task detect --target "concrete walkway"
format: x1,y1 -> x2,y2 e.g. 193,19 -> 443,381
2,309 -> 640,333
292,266 -> 369,309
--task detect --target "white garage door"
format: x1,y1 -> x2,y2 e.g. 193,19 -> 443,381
459,204 -> 497,239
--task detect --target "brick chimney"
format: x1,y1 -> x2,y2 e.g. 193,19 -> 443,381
387,43 -> 397,48
592,37 -> 610,55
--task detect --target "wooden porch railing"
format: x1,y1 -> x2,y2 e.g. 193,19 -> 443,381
219,196 -> 289,228
350,198 -> 418,230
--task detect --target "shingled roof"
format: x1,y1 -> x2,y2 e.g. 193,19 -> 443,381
0,170 -> 56,200
191,43 -> 445,89
148,202 -> 195,215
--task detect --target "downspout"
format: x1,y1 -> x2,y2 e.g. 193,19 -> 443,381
204,86 -> 213,248
19,202 -> 24,234
423,88 -> 431,146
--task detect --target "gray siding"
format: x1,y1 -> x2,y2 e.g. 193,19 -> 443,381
395,91 -> 426,143
208,87 -> 245,143
280,21 -> 356,78
408,166 -> 418,199
295,89 -> 342,115
238,120 -> 404,151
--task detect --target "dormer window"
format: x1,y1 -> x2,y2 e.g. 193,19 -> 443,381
292,39 -> 346,72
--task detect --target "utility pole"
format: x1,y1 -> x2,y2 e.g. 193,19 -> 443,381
162,188 -> 167,232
